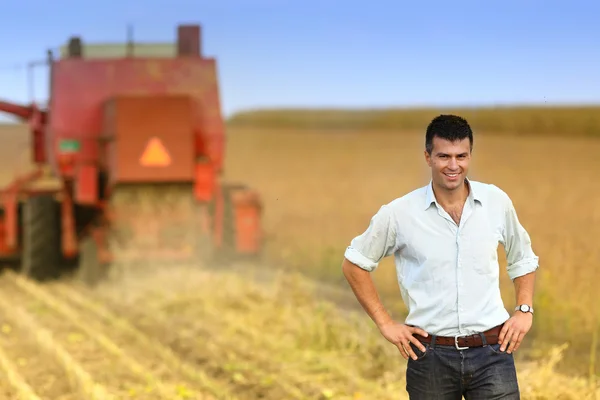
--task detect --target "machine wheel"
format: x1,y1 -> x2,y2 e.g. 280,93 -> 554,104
76,223 -> 108,287
21,194 -> 62,281
212,183 -> 247,264
221,184 -> 238,254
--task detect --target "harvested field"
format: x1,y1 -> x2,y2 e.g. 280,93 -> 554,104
0,264 -> 598,400
0,122 -> 598,399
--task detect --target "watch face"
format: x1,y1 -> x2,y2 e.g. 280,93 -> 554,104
520,305 -> 529,312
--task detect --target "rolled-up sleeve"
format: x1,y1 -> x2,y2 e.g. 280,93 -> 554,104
502,196 -> 539,280
344,204 -> 398,272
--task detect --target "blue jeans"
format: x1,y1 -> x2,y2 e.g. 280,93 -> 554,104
405,334 -> 520,399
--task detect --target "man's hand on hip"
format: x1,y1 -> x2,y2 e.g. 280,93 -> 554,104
498,312 -> 533,354
378,322 -> 429,361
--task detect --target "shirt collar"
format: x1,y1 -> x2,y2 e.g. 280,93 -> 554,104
424,177 -> 482,210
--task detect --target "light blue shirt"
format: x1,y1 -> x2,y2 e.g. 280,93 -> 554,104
344,179 -> 539,337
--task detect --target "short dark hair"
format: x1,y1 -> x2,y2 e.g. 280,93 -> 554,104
425,114 -> 473,155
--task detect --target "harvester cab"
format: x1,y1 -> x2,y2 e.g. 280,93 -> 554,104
0,24 -> 263,285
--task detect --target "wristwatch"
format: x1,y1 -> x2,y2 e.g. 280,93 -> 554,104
515,304 -> 534,314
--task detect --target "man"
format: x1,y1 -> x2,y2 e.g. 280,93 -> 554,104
342,114 -> 539,399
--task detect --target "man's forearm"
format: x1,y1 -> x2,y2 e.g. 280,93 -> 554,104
513,271 -> 536,308
342,258 -> 393,328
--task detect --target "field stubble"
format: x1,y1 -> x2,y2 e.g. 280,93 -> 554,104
223,127 -> 600,379
1,262 -> 598,400
1,265 -> 406,400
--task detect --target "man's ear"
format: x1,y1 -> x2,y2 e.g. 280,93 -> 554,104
424,150 -> 432,167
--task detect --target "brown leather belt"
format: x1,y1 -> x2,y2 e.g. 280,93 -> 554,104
414,323 -> 504,349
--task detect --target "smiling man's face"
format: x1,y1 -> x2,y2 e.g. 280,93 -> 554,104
424,136 -> 472,193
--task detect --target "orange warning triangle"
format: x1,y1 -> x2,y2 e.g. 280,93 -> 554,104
139,137 -> 171,167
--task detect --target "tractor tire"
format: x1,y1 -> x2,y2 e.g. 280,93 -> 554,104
21,194 -> 62,281
221,184 -> 239,255
76,221 -> 109,287
212,183 -> 247,265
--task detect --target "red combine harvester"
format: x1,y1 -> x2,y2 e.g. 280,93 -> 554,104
0,24 -> 263,284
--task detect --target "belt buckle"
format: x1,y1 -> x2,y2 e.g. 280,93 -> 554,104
454,334 -> 469,350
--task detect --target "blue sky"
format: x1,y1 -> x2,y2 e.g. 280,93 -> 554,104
0,0 -> 598,123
